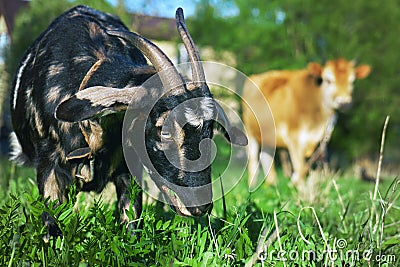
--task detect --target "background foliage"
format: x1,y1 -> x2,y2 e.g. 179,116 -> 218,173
189,0 -> 400,164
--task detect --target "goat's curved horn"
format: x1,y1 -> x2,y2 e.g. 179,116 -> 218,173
107,30 -> 185,95
175,8 -> 207,92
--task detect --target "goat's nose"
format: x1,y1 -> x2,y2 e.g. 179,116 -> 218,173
189,203 -> 213,216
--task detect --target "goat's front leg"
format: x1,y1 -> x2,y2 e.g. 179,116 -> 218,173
37,162 -> 69,241
114,172 -> 142,234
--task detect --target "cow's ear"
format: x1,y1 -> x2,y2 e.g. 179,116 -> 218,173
307,62 -> 322,77
355,64 -> 371,79
55,86 -> 159,122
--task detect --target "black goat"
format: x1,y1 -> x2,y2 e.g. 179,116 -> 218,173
10,5 -> 247,239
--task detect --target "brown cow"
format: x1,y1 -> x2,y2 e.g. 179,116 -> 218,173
242,58 -> 371,187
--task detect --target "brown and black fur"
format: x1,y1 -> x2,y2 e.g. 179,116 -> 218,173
10,6 -> 155,238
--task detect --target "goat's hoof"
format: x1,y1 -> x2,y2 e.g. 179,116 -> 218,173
43,222 -> 63,243
124,221 -> 140,237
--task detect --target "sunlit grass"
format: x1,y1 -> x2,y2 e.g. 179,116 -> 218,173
0,156 -> 399,266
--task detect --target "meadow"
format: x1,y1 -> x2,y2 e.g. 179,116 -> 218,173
0,142 -> 399,266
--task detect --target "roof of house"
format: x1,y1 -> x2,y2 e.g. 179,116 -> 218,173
131,13 -> 176,41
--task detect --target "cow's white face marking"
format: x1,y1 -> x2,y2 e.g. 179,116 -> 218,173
321,66 -> 353,110
321,67 -> 338,110
348,72 -> 355,83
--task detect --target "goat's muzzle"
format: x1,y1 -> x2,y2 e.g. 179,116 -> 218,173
161,184 -> 212,217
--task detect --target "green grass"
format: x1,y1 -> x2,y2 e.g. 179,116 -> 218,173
0,157 -> 399,266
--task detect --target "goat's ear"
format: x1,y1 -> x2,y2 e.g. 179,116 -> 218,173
55,86 -> 158,122
218,124 -> 248,146
214,101 -> 248,146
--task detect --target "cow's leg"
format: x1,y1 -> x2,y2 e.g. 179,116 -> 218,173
279,149 -> 292,177
260,148 -> 276,185
37,161 -> 69,241
286,142 -> 307,186
247,135 -> 261,189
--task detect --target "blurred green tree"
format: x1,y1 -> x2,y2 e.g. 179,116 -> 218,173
189,0 -> 400,163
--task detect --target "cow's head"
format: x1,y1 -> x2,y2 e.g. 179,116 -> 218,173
55,8 -> 247,217
308,58 -> 371,111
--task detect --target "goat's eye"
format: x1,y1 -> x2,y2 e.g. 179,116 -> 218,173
161,131 -> 172,139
